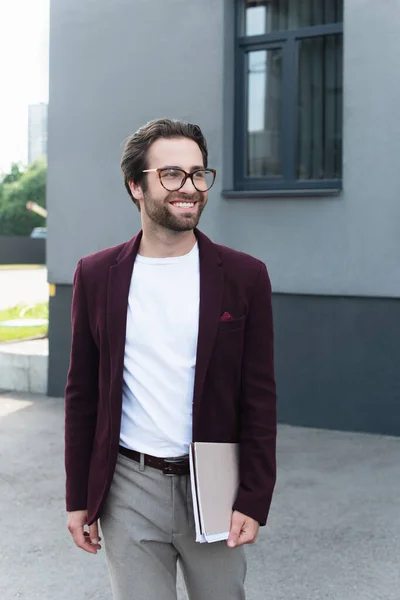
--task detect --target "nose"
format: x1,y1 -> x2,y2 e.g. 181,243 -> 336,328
180,175 -> 197,194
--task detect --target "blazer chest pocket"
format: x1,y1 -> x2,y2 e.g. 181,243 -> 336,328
217,315 -> 246,332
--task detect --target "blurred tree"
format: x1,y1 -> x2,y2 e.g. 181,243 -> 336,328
0,159 -> 47,236
1,163 -> 24,185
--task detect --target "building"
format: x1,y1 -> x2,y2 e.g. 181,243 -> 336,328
46,0 -> 400,435
28,102 -> 48,163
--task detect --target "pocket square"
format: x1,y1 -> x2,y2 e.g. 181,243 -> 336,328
220,312 -> 234,321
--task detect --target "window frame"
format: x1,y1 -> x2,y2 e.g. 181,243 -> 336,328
234,1 -> 344,193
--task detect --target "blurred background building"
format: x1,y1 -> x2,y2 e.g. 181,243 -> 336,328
46,0 -> 400,435
28,102 -> 48,164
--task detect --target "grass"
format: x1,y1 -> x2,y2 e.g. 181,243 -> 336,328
0,302 -> 48,343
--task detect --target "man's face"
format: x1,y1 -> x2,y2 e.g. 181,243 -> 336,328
131,137 -> 208,232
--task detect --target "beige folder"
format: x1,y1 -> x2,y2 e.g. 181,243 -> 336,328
189,442 -> 239,543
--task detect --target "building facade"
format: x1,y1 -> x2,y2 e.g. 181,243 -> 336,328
46,0 -> 400,435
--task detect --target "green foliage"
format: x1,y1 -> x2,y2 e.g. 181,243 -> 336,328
0,159 -> 47,236
1,163 -> 24,185
0,302 -> 48,342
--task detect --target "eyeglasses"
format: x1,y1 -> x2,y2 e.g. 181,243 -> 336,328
142,167 -> 216,192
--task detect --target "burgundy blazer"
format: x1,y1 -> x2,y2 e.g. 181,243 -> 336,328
65,229 -> 276,526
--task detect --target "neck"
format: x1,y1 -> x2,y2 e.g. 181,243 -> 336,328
138,224 -> 197,258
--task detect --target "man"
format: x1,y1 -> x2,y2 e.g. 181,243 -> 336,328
65,118 -> 276,600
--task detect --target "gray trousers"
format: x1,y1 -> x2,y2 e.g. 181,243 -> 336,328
100,452 -> 247,600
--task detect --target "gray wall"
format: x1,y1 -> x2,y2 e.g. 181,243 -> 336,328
47,0 -> 226,285
48,283 -> 400,437
47,0 -> 400,433
48,0 -> 400,300
47,285 -> 72,398
273,293 -> 400,436
220,0 -> 400,299
0,236 -> 45,265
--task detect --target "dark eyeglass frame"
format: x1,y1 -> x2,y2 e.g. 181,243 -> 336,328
142,167 -> 217,192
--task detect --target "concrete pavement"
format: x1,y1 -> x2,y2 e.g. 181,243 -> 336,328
0,339 -> 48,394
0,391 -> 399,600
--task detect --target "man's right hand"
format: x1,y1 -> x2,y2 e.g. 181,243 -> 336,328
67,510 -> 102,554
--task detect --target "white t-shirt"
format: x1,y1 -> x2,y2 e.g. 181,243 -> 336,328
120,242 -> 200,457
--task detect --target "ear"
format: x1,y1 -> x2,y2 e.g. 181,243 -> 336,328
129,180 -> 144,203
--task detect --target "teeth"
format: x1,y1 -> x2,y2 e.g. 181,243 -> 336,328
173,202 -> 194,208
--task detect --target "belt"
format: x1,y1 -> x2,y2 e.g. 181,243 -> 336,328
119,445 -> 190,476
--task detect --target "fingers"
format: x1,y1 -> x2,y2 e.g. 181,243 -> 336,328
227,511 -> 259,548
76,529 -> 101,554
68,524 -> 95,553
227,512 -> 244,548
234,529 -> 257,548
89,522 -> 101,545
67,516 -> 101,554
83,531 -> 102,551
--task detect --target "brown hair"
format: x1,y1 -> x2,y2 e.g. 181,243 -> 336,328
120,118 -> 208,209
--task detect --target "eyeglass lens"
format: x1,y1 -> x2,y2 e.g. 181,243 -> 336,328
159,169 -> 214,191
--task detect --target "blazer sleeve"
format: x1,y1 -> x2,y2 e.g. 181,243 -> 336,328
232,262 -> 277,525
65,259 -> 99,512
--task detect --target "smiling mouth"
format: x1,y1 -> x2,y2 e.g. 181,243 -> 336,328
169,201 -> 197,209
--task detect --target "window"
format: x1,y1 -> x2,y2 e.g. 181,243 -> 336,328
234,0 -> 343,193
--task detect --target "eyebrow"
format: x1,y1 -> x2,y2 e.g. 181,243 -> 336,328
161,165 -> 205,172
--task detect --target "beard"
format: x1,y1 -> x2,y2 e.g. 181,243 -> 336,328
142,190 -> 206,232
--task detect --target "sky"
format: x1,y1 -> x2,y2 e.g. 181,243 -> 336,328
0,0 -> 49,175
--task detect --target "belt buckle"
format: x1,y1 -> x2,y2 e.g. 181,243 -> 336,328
163,455 -> 189,476
163,463 -> 176,476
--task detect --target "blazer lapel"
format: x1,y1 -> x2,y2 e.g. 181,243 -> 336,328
107,232 -> 142,400
192,230 -> 224,437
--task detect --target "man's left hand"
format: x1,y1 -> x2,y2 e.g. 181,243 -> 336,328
227,510 -> 259,548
